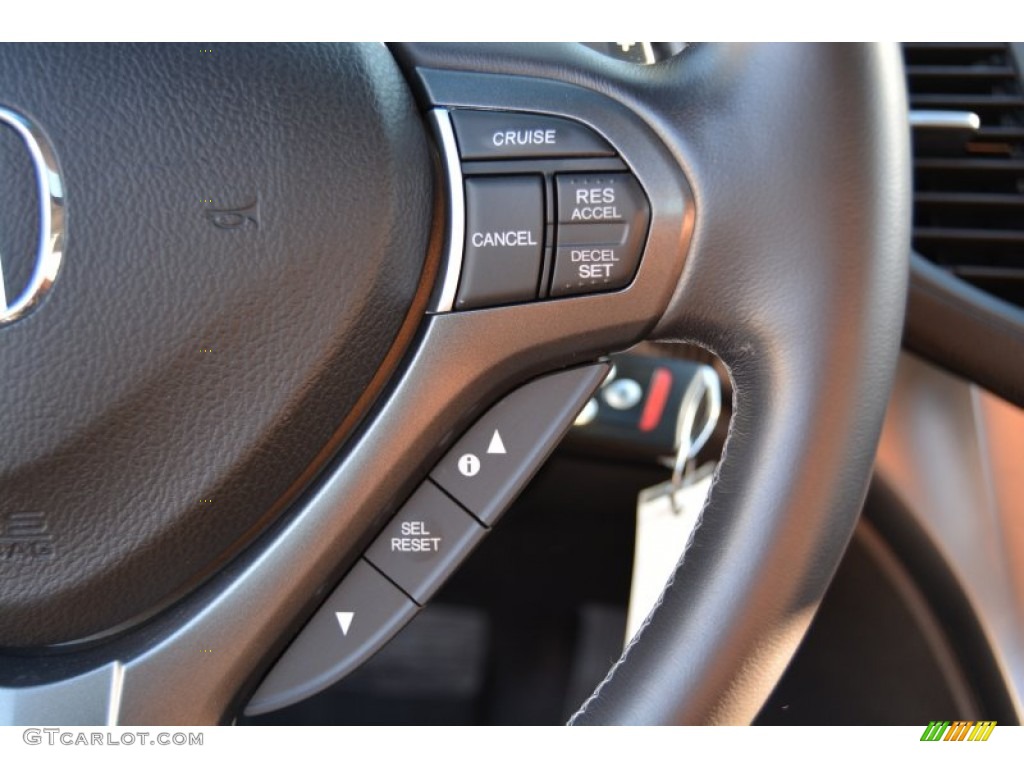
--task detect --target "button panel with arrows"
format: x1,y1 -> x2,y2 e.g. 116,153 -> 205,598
244,363 -> 608,717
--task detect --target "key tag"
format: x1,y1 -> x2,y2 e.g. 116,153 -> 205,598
626,365 -> 722,643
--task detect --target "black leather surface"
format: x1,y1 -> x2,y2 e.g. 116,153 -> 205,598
397,43 -> 910,724
905,254 -> 1024,408
0,44 -> 432,646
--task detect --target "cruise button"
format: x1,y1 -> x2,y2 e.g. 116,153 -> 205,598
451,110 -> 614,160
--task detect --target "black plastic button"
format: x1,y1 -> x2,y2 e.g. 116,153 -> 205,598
451,110 -> 614,160
431,364 -> 609,525
552,174 -> 650,297
365,482 -> 487,604
557,173 -> 648,225
458,176 -> 543,310
551,243 -> 637,296
244,560 -> 418,716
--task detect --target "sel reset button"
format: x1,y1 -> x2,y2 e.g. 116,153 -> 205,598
365,482 -> 486,605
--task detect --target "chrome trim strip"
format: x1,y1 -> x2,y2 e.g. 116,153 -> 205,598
0,245 -> 7,310
0,106 -> 66,326
106,661 -> 124,725
427,109 -> 464,314
909,110 -> 981,132
0,664 -> 116,725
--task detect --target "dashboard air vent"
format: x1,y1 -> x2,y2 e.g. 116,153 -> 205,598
903,42 -> 1024,309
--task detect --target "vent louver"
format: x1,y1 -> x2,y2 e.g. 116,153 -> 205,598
903,42 -> 1024,309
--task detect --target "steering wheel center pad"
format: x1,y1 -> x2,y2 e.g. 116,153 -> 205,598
0,43 -> 434,647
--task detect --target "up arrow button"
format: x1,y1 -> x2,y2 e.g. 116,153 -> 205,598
487,430 -> 506,455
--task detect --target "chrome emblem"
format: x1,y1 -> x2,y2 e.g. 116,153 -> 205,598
0,106 -> 65,326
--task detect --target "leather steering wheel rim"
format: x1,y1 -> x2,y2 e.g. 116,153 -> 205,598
394,42 -> 910,724
578,42 -> 911,723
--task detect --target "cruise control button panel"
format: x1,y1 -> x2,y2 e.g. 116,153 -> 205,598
247,364 -> 608,715
431,364 -> 609,524
436,109 -> 652,312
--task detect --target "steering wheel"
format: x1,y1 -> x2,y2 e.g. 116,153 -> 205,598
0,42 -> 908,725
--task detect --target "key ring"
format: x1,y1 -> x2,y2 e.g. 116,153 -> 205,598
671,365 -> 721,490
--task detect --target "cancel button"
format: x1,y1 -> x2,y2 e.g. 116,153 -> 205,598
457,176 -> 544,310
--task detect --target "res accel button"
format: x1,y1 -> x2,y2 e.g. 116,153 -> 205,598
451,110 -> 614,160
557,173 -> 648,225
457,176 -> 544,310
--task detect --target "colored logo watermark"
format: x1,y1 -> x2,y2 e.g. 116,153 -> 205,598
920,721 -> 996,741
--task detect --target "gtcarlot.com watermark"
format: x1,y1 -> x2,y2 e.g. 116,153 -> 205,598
23,728 -> 203,747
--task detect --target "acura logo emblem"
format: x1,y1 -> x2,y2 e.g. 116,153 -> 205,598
0,106 -> 65,326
